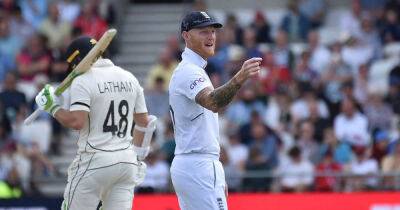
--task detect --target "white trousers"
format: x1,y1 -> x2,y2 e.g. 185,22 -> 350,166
171,154 -> 228,210
62,149 -> 140,210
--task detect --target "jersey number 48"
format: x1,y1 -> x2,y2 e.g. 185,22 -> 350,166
103,100 -> 129,138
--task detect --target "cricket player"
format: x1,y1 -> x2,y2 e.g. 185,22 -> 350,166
34,36 -> 156,210
169,11 -> 262,210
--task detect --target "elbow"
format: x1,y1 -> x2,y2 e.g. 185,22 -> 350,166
70,121 -> 85,130
68,117 -> 86,130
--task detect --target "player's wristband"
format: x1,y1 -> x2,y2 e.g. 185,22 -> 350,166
133,145 -> 150,161
50,105 -> 61,117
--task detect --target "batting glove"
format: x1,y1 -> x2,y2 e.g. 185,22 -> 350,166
135,161 -> 147,185
35,84 -> 61,117
133,145 -> 150,161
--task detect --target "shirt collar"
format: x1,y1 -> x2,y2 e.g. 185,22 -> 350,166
181,47 -> 207,69
93,58 -> 114,67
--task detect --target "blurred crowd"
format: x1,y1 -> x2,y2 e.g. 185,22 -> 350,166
1,0 -> 400,198
141,0 -> 400,193
0,0 -> 115,198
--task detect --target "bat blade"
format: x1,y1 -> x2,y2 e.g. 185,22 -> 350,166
55,29 -> 117,95
24,29 -> 117,125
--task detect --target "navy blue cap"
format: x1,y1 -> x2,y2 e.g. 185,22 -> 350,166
181,11 -> 223,33
65,36 -> 97,70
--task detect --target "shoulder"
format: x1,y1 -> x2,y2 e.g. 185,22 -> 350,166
70,69 -> 96,90
115,66 -> 143,87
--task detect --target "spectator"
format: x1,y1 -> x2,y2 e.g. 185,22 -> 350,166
166,35 -> 183,61
259,51 -> 291,95
353,63 -> 370,104
226,133 -> 249,171
225,86 -> 266,126
49,35 -> 71,83
16,33 -> 52,82
299,0 -> 327,29
207,29 -> 234,80
242,27 -> 263,59
307,101 -> 330,142
321,42 -> 352,105
380,8 -> 400,43
239,111 -> 265,145
224,45 -> 247,81
277,146 -> 314,192
224,13 -> 244,45
73,2 -> 107,40
357,13 -> 382,59
0,167 -> 23,199
90,0 -> 116,26
334,97 -> 370,146
296,120 -> 319,163
137,151 -> 169,193
363,92 -> 394,132
280,0 -> 311,42
0,136 -> 32,195
242,147 -> 271,192
293,50 -> 319,86
340,0 -> 362,36
146,47 -> 178,91
272,30 -> 295,70
307,30 -> 331,76
250,11 -> 272,44
57,0 -> 80,23
319,127 -> 353,165
0,16 -> 23,66
0,50 -> 15,83
341,36 -> 374,75
264,89 -> 292,132
8,6 -> 34,44
0,121 -> 13,179
0,0 -> 18,16
145,77 -> 170,119
386,65 -> 400,114
381,141 -> 400,189
19,0 -> 48,29
0,72 -> 27,124
248,123 -> 279,169
315,149 -> 342,192
372,131 -> 390,164
345,146 -> 379,191
290,85 -> 329,123
39,2 -> 72,49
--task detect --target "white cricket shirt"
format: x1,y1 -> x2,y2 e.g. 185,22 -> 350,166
169,47 -> 220,156
69,58 -> 147,153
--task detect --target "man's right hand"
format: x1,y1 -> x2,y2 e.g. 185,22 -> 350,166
234,57 -> 263,85
35,84 -> 61,117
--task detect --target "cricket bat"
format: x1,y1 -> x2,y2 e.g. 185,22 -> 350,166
24,29 -> 118,125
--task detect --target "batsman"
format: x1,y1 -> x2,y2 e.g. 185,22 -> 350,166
34,34 -> 156,210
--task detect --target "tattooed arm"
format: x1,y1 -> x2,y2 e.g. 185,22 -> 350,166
195,57 -> 262,112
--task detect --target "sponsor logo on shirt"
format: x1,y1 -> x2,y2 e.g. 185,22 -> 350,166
217,198 -> 224,210
190,77 -> 205,89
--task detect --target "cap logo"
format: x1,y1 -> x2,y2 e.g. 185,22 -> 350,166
90,39 -> 97,45
200,12 -> 210,19
67,50 -> 80,63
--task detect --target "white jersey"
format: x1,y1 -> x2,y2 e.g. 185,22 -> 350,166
69,58 -> 147,153
169,48 -> 220,156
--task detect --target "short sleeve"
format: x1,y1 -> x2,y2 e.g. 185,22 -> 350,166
134,85 -> 148,114
69,77 -> 91,112
179,66 -> 212,101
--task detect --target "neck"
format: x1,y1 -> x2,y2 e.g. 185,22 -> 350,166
186,45 -> 208,60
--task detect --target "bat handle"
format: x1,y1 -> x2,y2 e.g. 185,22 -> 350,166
24,109 -> 41,125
